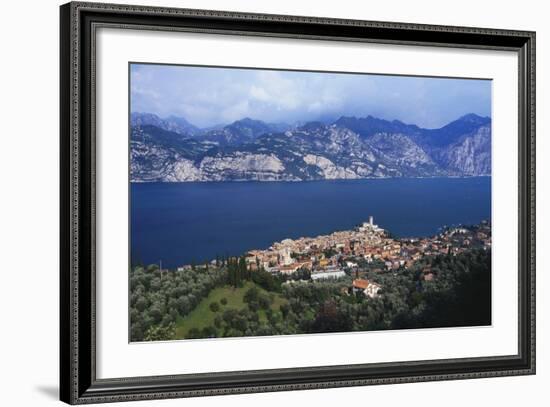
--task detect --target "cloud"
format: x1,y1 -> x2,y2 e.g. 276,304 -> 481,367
221,100 -> 251,123
249,85 -> 270,102
130,64 -> 491,129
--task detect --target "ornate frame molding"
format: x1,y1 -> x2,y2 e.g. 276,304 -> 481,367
60,2 -> 535,404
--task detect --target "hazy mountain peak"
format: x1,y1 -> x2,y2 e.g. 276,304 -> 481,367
235,117 -> 259,124
457,113 -> 491,123
333,115 -> 420,138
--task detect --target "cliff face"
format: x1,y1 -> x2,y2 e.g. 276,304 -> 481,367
432,126 -> 491,175
130,113 -> 492,182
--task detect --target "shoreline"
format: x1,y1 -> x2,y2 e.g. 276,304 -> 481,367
144,219 -> 491,271
130,175 -> 492,184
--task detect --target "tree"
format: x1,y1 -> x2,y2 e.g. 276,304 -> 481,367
130,322 -> 144,342
209,301 -> 220,312
144,323 -> 176,341
227,257 -> 242,288
258,293 -> 271,309
239,256 -> 249,280
130,263 -> 229,341
134,296 -> 148,312
248,301 -> 260,312
201,326 -> 217,338
243,287 -> 260,304
161,313 -> 175,327
310,300 -> 354,333
251,268 -> 282,292
149,302 -> 164,324
280,303 -> 290,318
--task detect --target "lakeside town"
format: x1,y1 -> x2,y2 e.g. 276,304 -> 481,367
175,216 -> 492,300
131,216 -> 492,341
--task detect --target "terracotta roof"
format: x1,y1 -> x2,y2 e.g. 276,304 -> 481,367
352,279 -> 370,290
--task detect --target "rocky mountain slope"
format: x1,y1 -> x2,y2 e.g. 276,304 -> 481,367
130,113 -> 491,182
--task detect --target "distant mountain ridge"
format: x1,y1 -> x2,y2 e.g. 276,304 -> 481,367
130,113 -> 491,182
130,112 -> 201,136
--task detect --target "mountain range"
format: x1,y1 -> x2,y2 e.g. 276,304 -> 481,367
130,112 -> 491,182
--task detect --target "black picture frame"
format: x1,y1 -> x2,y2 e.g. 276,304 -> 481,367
60,2 -> 536,404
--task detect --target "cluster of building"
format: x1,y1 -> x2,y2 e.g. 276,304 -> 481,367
245,216 -> 385,273
173,216 -> 491,299
241,216 -> 492,296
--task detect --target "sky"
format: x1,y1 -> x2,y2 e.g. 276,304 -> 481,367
130,63 -> 492,129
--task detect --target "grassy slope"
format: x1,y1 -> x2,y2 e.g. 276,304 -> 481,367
175,281 -> 286,339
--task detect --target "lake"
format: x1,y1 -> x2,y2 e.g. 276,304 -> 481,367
130,177 -> 491,268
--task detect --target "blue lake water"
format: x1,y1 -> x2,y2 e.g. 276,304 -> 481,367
130,177 -> 491,268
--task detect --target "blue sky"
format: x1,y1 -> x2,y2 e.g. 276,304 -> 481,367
130,63 -> 491,129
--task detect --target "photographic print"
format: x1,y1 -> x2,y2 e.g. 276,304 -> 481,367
129,63 -> 492,342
